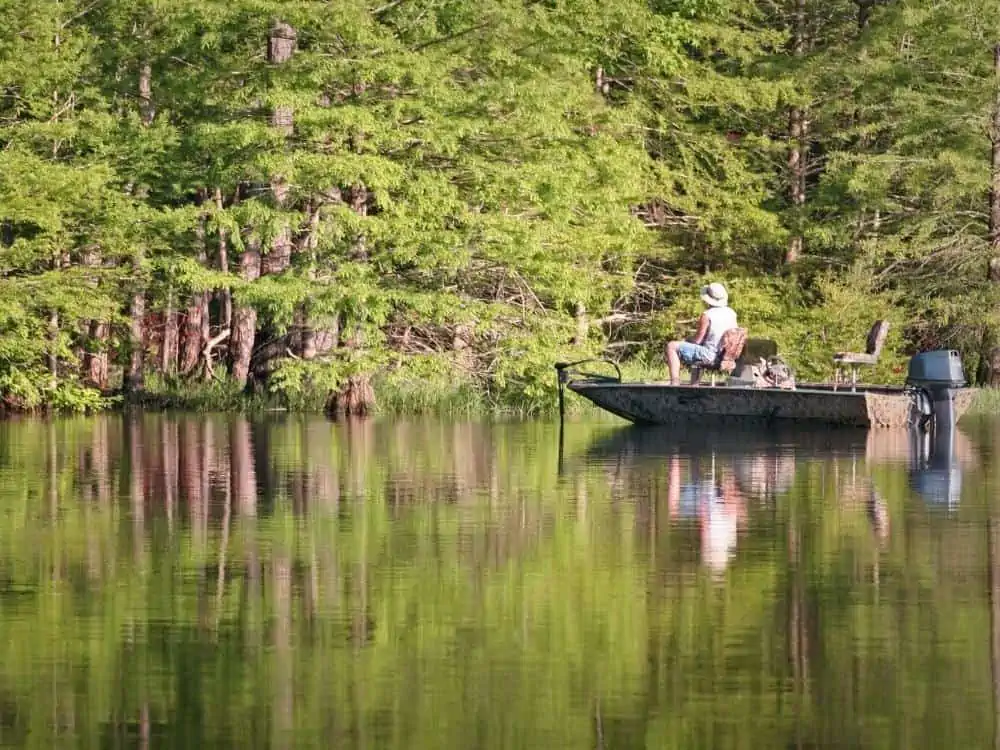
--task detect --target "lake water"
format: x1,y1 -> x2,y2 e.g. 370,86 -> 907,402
0,413 -> 999,748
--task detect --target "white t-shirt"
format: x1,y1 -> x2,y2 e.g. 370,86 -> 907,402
702,306 -> 737,353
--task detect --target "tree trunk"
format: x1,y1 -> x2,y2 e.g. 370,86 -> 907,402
162,286 -> 179,376
247,22 -> 298,381
125,285 -> 146,395
326,376 -> 375,417
215,187 -> 233,332
572,302 -> 588,345
856,0 -> 873,31
125,61 -> 154,395
990,43 -> 1000,249
268,22 -> 297,88
139,62 -> 154,126
326,313 -> 374,418
230,240 -> 261,387
263,21 -> 296,278
348,182 -> 369,246
180,212 -> 210,375
85,321 -> 109,389
301,310 -> 338,361
47,310 -> 59,383
292,308 -> 306,359
180,295 -> 207,375
452,323 -> 474,373
81,251 -> 109,389
298,206 -> 338,359
180,300 -> 207,375
785,0 -> 807,265
328,184 -> 374,415
980,44 -> 1000,386
988,346 -> 1000,389
262,227 -> 293,276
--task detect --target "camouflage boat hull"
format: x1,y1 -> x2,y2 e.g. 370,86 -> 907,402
567,381 -> 976,429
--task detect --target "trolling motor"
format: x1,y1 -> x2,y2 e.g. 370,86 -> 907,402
554,359 -> 622,421
554,359 -> 623,475
905,350 -> 967,510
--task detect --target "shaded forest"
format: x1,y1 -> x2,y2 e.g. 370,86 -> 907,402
2,0 -> 1000,412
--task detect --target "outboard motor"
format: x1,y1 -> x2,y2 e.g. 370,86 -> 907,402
905,350 -> 966,510
905,350 -> 967,434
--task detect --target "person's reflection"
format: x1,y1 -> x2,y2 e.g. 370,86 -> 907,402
668,455 -> 747,573
733,454 -> 796,503
867,487 -> 890,544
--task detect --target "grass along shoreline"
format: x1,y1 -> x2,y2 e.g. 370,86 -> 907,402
5,362 -> 1000,418
115,378 -> 1000,419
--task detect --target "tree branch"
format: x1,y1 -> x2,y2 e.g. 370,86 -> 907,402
412,23 -> 491,52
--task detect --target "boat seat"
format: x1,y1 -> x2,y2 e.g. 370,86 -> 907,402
736,338 -> 778,369
833,320 -> 889,391
690,327 -> 748,386
725,338 -> 780,385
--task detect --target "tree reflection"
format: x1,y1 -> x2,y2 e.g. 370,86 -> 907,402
0,416 -> 994,748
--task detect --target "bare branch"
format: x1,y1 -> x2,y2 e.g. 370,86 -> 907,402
371,0 -> 407,15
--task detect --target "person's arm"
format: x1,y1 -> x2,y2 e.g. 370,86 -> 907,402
690,313 -> 709,345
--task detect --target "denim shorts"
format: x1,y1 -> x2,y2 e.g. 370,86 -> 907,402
676,342 -> 716,365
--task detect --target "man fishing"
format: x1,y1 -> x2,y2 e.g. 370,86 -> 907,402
664,282 -> 738,386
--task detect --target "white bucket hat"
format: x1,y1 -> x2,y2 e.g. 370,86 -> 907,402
701,282 -> 729,308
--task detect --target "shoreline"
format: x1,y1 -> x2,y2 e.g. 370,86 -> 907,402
3,381 -> 1000,419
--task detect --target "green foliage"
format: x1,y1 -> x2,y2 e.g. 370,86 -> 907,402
970,388 -> 1000,415
2,0 -> 1000,412
139,375 -> 267,412
374,354 -> 489,415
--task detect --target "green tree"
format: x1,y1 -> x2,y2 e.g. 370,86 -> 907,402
5,0 -> 1000,411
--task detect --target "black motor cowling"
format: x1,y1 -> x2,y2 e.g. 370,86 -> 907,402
905,350 -> 966,389
906,349 -> 966,443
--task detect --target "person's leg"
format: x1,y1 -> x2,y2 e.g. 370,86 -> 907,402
666,340 -> 682,385
670,342 -> 713,386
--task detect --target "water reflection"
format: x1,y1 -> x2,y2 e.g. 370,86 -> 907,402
0,414 -> 997,748
588,425 -> 895,574
665,454 -> 748,572
907,422 -> 979,510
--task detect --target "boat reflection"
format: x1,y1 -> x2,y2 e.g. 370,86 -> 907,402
574,421 -> 979,572
907,422 -> 976,511
581,423 -> 873,463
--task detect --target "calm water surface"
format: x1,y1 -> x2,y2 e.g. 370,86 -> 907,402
1,413 -> 999,748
